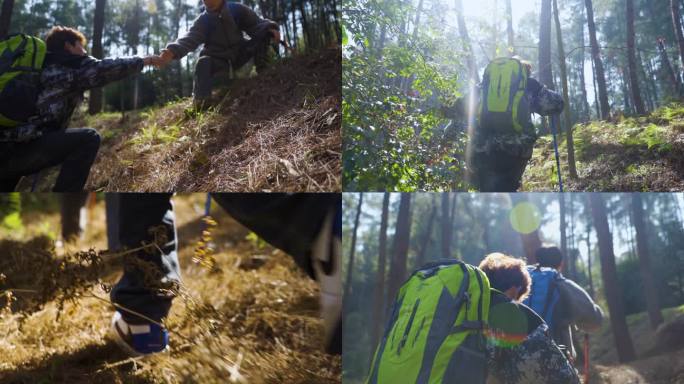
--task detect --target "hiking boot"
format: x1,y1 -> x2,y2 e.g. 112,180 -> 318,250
110,311 -> 169,356
311,206 -> 342,355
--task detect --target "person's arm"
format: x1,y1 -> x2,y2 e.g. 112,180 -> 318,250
229,3 -> 279,40
164,14 -> 209,61
41,56 -> 144,92
558,279 -> 603,332
527,77 -> 565,116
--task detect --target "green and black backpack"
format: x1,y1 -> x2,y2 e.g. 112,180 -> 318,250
478,57 -> 530,135
366,260 -> 491,384
0,34 -> 47,128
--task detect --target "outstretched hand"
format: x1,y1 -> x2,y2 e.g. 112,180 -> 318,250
143,55 -> 165,68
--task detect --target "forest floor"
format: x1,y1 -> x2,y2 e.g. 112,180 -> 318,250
587,304 -> 684,384
20,48 -> 341,192
523,103 -> 684,192
0,195 -> 340,383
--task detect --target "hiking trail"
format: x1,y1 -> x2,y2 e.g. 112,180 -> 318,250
0,195 -> 340,383
24,48 -> 341,192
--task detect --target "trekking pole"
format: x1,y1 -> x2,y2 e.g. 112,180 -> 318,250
583,333 -> 590,384
549,115 -> 564,192
204,193 -> 212,219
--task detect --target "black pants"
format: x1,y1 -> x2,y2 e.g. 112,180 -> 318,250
61,193 -> 89,241
0,128 -> 101,192
108,193 -> 340,323
194,33 -> 273,101
472,151 -> 530,192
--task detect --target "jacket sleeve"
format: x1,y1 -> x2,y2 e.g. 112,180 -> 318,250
165,14 -> 208,59
41,57 -> 144,91
230,3 -> 278,39
527,77 -> 565,116
558,279 -> 604,332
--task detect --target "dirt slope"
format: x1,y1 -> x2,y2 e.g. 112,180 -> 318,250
523,103 -> 684,191
584,305 -> 684,384
77,48 -> 341,192
0,195 -> 340,383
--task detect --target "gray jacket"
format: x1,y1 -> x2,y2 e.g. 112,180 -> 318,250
552,278 -> 604,359
165,2 -> 277,64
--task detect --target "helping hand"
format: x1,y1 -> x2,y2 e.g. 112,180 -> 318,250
159,49 -> 175,67
143,55 -> 165,68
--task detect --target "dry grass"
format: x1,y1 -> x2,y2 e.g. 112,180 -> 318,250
81,48 -> 341,192
0,195 -> 340,383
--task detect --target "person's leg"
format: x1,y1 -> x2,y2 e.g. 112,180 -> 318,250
0,176 -> 21,192
0,128 -> 100,192
108,193 -> 180,324
212,193 -> 339,277
52,128 -> 100,192
193,56 -> 214,104
212,193 -> 342,354
193,56 -> 232,107
234,28 -> 275,73
61,193 -> 89,242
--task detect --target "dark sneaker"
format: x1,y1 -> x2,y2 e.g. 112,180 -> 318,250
110,311 -> 169,356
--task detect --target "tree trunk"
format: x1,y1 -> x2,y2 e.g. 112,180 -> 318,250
627,0 -> 646,114
585,0 -> 611,119
0,0 -> 14,40
578,3 -> 591,121
657,38 -> 682,96
455,0 -> 479,83
343,193 -> 363,302
505,0 -> 514,53
631,194 -> 664,329
88,0 -> 107,114
672,0 -> 684,74
539,0 -> 554,88
586,223 -> 595,299
387,193 -> 413,308
588,194 -> 636,363
441,193 -> 452,259
371,193 -> 390,348
591,54 -> 601,118
291,1 -> 298,50
553,0 -> 577,179
416,198 -> 437,267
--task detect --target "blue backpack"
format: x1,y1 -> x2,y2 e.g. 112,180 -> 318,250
523,265 -> 563,329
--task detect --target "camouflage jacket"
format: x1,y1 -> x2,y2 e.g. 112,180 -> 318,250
0,54 -> 144,142
486,324 -> 580,384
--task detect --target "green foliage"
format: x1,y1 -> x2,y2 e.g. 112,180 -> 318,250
343,0 -> 469,191
245,232 -> 268,250
0,194 -> 22,233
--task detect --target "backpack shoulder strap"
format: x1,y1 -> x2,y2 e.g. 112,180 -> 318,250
227,2 -> 243,27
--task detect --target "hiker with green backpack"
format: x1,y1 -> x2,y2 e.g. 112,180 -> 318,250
0,26 -> 163,192
523,245 -> 603,362
441,57 -> 564,192
366,252 -> 579,384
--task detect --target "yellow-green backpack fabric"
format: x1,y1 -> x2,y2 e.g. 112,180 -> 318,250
366,260 -> 491,384
0,34 -> 47,127
478,57 -> 530,135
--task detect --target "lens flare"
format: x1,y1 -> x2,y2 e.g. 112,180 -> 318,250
509,202 -> 541,234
